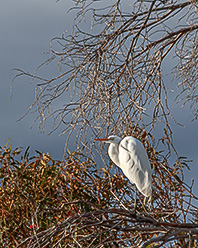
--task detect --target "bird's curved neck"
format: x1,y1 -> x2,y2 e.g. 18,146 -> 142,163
108,142 -> 120,167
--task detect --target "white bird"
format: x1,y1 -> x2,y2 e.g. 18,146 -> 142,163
94,135 -> 152,209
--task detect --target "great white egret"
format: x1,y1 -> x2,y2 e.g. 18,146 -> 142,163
94,135 -> 152,210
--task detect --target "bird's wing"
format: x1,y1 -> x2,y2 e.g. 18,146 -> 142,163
118,137 -> 152,196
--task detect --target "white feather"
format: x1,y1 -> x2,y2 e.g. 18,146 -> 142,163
101,135 -> 152,198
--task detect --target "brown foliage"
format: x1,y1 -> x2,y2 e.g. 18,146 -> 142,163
0,134 -> 198,247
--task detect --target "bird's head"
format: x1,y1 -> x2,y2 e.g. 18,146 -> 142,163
94,135 -> 121,144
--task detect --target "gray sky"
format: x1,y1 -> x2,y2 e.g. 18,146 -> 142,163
0,0 -> 74,159
0,1 -> 197,192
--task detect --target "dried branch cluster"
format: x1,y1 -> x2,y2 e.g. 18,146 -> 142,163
13,0 -> 198,150
19,209 -> 198,248
1,132 -> 197,247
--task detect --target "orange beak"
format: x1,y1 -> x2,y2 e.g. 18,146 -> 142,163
94,138 -> 109,142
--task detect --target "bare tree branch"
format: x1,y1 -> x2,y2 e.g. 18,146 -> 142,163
12,1 -> 198,156
16,208 -> 198,248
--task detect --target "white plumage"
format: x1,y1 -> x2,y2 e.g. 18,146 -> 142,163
94,135 -> 152,202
